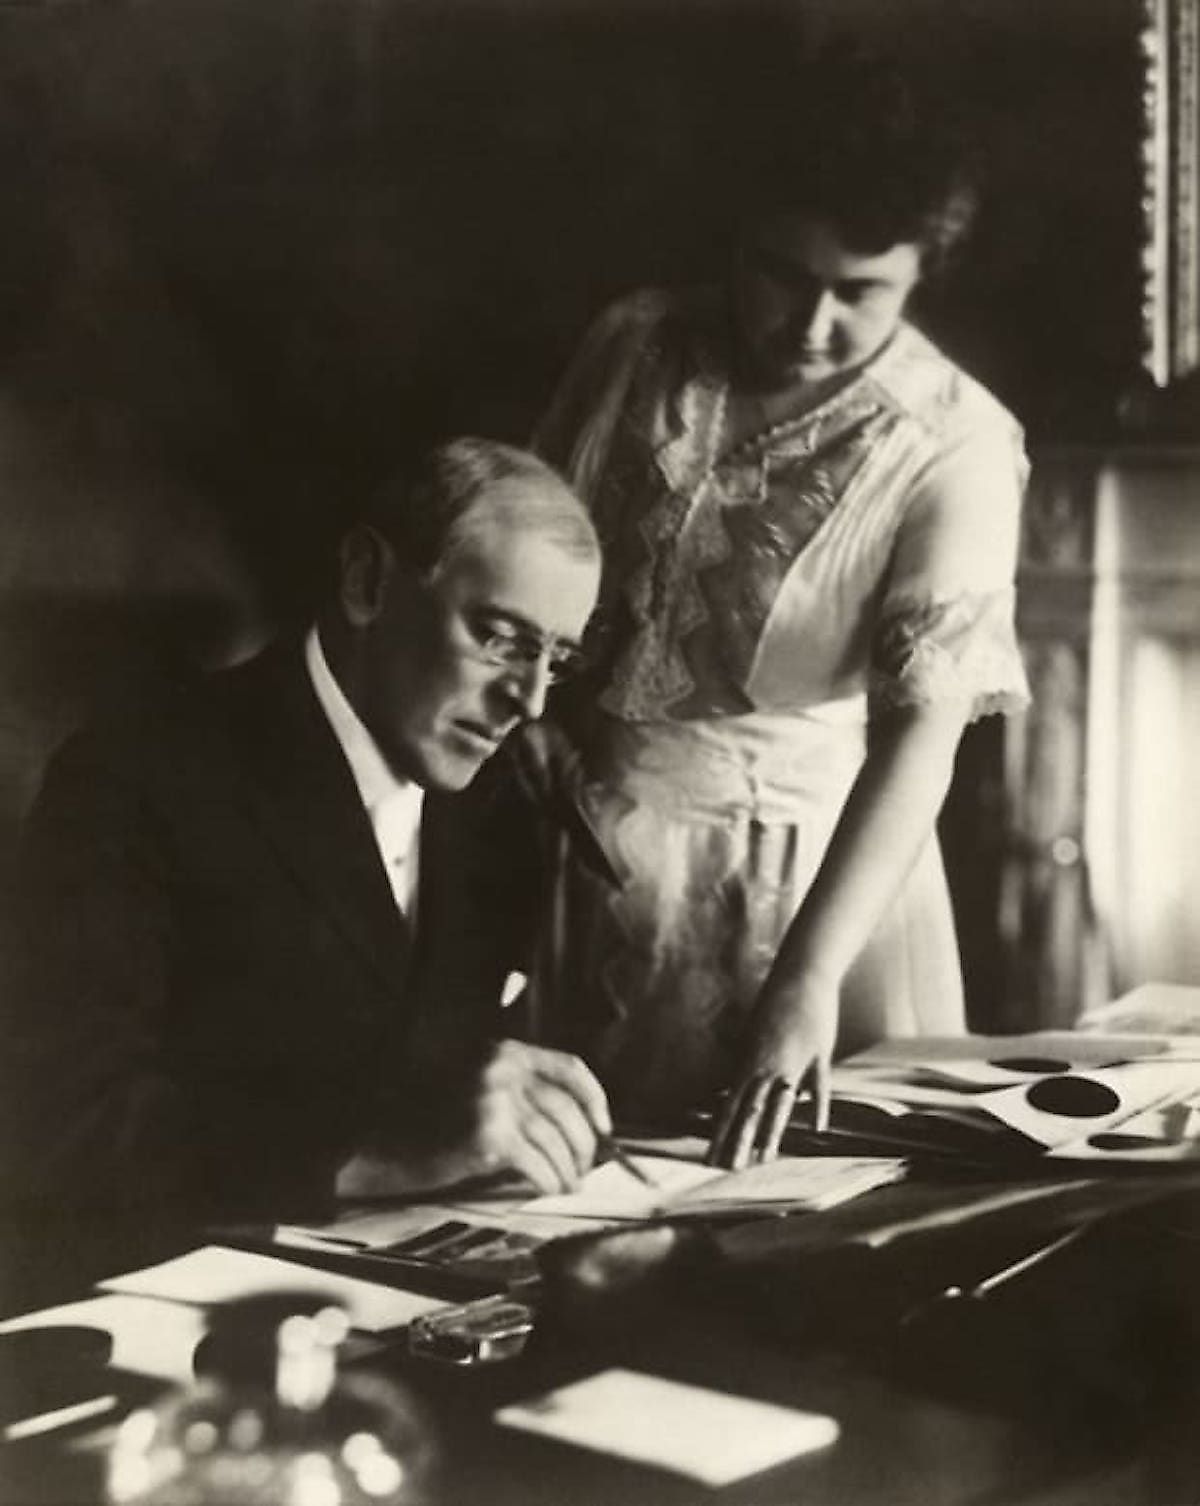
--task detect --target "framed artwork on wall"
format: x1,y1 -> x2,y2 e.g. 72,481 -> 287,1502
1138,0 -> 1200,388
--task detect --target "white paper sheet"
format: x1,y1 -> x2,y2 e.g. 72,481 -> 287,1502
848,1031 -> 1194,1066
519,1154 -> 904,1221
521,1157 -> 722,1219
974,1061 -> 1200,1149
1049,1084 -> 1200,1161
1078,982 -> 1200,1036
100,1245 -> 447,1332
667,1155 -> 905,1215
495,1368 -> 839,1486
0,1295 -> 207,1384
276,1204 -> 465,1250
285,1202 -> 612,1250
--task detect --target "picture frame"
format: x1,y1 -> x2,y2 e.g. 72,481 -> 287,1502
1138,0 -> 1200,386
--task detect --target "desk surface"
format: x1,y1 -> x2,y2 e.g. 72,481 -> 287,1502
5,1171 -> 1200,1506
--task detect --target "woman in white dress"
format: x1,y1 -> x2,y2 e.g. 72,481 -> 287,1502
527,48 -> 1030,1164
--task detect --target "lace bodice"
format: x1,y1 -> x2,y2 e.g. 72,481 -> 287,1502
537,288 -> 1030,726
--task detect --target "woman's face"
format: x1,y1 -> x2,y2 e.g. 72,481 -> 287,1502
733,213 -> 922,394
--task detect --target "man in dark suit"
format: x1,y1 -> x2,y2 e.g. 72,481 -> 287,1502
1,437 -> 610,1302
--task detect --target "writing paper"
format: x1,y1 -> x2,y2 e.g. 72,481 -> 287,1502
848,1031 -> 1195,1067
663,1155 -> 906,1215
524,1156 -> 720,1218
812,1034 -> 1200,1159
0,1295 -> 206,1384
521,1154 -> 904,1221
495,1368 -> 839,1486
979,1061 -> 1199,1148
282,1203 -> 608,1257
1048,1085 -> 1200,1162
1078,982 -> 1200,1036
101,1245 -> 447,1332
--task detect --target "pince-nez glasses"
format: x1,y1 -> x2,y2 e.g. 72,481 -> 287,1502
462,613 -> 588,684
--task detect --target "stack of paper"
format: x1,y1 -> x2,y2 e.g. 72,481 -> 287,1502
781,1033 -> 1200,1164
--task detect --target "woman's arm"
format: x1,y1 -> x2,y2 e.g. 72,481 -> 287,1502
710,400 -> 1030,1169
708,694 -> 970,1168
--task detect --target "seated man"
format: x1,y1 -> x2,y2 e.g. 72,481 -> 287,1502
1,436 -> 610,1303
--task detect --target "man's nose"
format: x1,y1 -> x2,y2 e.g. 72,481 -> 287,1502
501,654 -> 553,720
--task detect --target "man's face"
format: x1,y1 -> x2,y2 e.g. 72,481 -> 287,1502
355,486 -> 600,791
734,213 -> 922,393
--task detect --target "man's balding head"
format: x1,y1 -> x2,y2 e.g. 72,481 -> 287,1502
366,437 -> 599,581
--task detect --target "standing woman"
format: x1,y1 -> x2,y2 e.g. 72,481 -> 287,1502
529,48 -> 1030,1164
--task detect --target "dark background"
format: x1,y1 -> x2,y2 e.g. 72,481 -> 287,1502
0,0 -> 1153,1020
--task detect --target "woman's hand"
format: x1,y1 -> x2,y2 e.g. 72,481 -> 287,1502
706,703 -> 970,1172
707,975 -> 839,1169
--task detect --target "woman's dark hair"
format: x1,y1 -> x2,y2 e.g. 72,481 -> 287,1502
745,39 -> 979,276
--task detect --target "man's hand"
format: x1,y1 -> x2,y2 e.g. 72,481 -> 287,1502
464,1039 -> 611,1193
337,1039 -> 611,1200
707,975 -> 839,1170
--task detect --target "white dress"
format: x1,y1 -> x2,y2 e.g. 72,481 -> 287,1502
532,288 -> 1031,1124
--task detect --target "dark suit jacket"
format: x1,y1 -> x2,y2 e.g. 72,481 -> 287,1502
1,640 -> 537,1288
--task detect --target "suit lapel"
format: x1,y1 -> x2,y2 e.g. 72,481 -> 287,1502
404,788 -> 510,1061
412,793 -> 460,968
223,644 -> 413,998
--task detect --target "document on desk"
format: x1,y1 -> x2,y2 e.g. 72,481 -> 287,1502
793,1034 -> 1200,1161
523,1154 -> 906,1221
1078,981 -> 1200,1037
101,1245 -> 448,1332
495,1368 -> 839,1486
0,1294 -> 206,1385
846,1029 -> 1199,1067
1046,1084 -> 1200,1162
278,1201 -> 599,1252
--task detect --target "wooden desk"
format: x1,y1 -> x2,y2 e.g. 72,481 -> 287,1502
5,1174 -> 1200,1506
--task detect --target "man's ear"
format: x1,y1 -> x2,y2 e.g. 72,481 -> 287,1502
338,524 -> 395,627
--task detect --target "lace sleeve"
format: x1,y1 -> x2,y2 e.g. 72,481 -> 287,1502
870,588 -> 1031,722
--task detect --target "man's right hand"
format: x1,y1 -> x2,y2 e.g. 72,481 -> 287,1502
337,1039 -> 612,1200
464,1039 -> 611,1193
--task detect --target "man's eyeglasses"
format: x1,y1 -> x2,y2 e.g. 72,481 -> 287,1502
461,613 -> 588,684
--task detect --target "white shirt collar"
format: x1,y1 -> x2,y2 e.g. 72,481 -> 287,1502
304,625 -> 423,831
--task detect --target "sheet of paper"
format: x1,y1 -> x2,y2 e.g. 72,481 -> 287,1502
516,1154 -> 904,1221
670,1156 -> 906,1214
833,1059 -> 1084,1094
0,1295 -> 207,1384
100,1245 -> 448,1332
296,1202 -> 615,1250
521,1156 -> 723,1220
1078,982 -> 1200,1037
848,1031 -> 1192,1067
827,1037 -> 1200,1156
495,1368 -> 839,1486
277,1204 -> 469,1250
978,1060 -> 1200,1149
1049,1084 -> 1200,1161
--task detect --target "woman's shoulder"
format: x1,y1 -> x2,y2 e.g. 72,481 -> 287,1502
870,323 -> 1023,449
